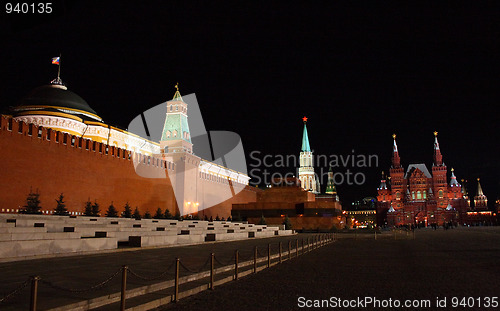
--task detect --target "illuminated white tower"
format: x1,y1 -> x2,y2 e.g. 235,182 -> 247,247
298,117 -> 319,193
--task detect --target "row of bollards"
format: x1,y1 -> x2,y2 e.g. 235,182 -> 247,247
26,234 -> 334,310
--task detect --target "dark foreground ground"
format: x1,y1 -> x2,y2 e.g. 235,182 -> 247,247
161,227 -> 500,311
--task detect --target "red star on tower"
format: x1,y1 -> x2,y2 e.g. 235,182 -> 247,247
302,116 -> 308,122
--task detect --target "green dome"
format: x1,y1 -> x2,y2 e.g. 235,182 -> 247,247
15,84 -> 101,121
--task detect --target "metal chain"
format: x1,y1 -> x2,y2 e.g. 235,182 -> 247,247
257,248 -> 269,258
214,253 -> 235,267
0,278 -> 31,303
40,269 -> 121,293
127,260 -> 177,281
238,251 -> 254,261
178,256 -> 211,273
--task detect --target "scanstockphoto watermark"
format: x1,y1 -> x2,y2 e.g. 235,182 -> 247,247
249,150 -> 379,186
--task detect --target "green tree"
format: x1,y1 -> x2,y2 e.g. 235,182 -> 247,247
164,208 -> 172,219
215,215 -> 221,221
53,193 -> 68,216
133,207 -> 141,220
84,199 -> 93,216
22,188 -> 42,214
258,214 -> 267,225
91,201 -> 100,217
283,215 -> 292,230
144,210 -> 152,219
105,202 -> 118,217
122,202 -> 132,218
153,208 -> 163,219
174,212 -> 182,221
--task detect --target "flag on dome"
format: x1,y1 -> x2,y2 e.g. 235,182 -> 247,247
51,57 -> 60,65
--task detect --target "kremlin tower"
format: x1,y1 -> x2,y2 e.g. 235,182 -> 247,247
298,117 -> 319,194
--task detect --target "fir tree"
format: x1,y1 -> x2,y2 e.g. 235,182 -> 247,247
283,215 -> 293,230
153,208 -> 164,219
215,215 -> 221,221
84,200 -> 93,216
164,208 -> 172,219
204,215 -> 209,221
53,193 -> 68,216
105,202 -> 118,217
174,212 -> 181,221
133,207 -> 141,220
91,201 -> 100,217
227,216 -> 232,222
258,214 -> 267,225
192,213 -> 200,220
22,188 -> 42,214
122,202 -> 132,218
144,210 -> 152,219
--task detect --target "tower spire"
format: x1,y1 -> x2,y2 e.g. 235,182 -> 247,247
391,134 -> 401,168
477,178 -> 484,196
301,116 -> 311,152
433,131 -> 443,166
449,168 -> 460,187
172,82 -> 183,101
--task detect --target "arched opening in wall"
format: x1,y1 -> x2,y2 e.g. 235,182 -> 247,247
18,122 -> 23,133
164,146 -> 169,153
46,128 -> 51,140
37,127 -> 42,138
7,118 -> 13,131
438,190 -> 444,198
396,192 -> 400,199
28,124 -> 33,136
417,191 -> 421,200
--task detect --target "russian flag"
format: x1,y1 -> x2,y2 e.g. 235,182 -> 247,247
52,57 -> 60,65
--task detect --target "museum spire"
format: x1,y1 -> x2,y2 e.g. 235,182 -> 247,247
433,131 -> 443,166
391,134 -> 401,168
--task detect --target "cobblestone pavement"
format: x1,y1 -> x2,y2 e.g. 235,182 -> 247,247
159,227 -> 500,311
0,233 -> 319,310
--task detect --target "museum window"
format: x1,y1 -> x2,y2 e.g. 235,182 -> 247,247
417,191 -> 421,199
170,105 -> 172,112
396,192 -> 400,199
176,106 -> 178,111
412,191 -> 415,199
438,190 -> 444,198
423,190 -> 427,199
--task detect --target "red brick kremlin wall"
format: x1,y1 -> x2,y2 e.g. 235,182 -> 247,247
0,115 -> 257,218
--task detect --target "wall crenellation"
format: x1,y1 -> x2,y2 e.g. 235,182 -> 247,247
1,114 -> 175,171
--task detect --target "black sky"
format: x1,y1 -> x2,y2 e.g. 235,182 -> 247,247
1,1 -> 499,206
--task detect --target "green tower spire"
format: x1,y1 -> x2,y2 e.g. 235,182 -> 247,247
301,116 -> 311,152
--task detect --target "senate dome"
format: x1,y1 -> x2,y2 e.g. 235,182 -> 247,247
13,83 -> 102,122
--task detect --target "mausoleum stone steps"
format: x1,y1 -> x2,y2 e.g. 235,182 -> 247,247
0,214 -> 295,262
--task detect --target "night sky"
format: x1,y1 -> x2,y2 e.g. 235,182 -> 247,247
1,1 -> 499,207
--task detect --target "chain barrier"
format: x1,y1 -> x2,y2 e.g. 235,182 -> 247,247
237,251 -> 254,261
127,260 -> 177,281
178,256 -> 211,273
40,268 -> 121,293
214,253 -> 236,267
0,278 -> 31,303
257,248 -> 269,258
